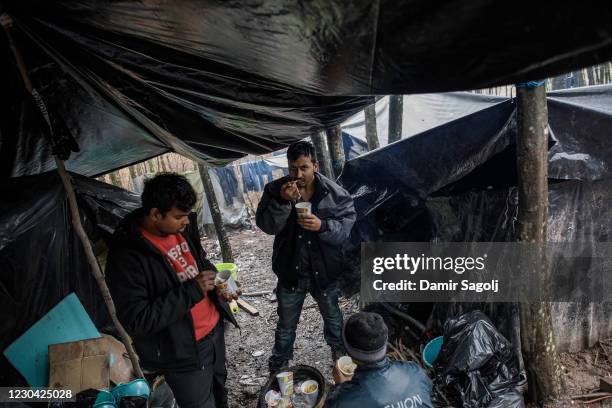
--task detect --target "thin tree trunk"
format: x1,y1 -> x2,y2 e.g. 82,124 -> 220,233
516,83 -> 564,404
128,165 -> 138,191
388,95 -> 403,143
109,170 -> 122,188
364,104 -> 379,150
326,125 -> 345,179
197,163 -> 234,263
597,65 -> 603,85
311,131 -> 333,179
1,13 -> 144,378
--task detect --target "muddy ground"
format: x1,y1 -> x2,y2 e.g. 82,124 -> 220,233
202,226 -> 612,407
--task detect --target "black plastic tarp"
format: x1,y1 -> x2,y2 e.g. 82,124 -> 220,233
341,93 -> 508,147
5,1 -> 612,96
1,6 -> 371,175
427,179 -> 612,352
3,1 -> 612,176
339,86 -> 612,351
0,172 -> 140,385
340,86 -> 612,216
548,85 -> 612,181
339,98 -> 516,221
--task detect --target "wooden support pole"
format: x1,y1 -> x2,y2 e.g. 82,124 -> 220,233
197,163 -> 234,263
326,125 -> 345,179
56,159 -> 145,379
1,13 -> 144,379
364,104 -> 379,150
311,132 -> 333,179
388,95 -> 403,144
516,82 -> 564,403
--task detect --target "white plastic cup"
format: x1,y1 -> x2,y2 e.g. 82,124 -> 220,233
276,371 -> 294,396
300,380 -> 319,407
337,355 -> 357,377
215,269 -> 238,295
295,202 -> 312,219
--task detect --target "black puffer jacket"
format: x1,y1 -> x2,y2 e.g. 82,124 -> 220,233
255,173 -> 356,290
105,209 -> 237,372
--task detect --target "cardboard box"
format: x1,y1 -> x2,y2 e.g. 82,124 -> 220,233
102,334 -> 135,385
49,337 -> 110,392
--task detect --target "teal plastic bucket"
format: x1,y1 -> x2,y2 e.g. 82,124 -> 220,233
111,378 -> 150,400
93,390 -> 116,408
215,263 -> 237,281
422,336 -> 443,368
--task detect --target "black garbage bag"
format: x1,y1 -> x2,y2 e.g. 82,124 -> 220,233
435,311 -> 525,408
118,397 -> 147,408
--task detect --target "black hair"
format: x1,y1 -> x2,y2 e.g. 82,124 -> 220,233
287,140 -> 317,163
141,173 -> 196,215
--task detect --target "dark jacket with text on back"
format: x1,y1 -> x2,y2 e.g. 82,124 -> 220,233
105,209 -> 237,373
324,359 -> 434,408
255,172 -> 356,290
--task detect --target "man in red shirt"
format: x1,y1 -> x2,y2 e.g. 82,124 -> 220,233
107,173 -> 238,408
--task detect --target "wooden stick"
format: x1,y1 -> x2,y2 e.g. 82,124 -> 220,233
579,395 -> 612,405
242,290 -> 273,297
55,159 -> 144,378
571,392 -> 612,399
236,298 -> 260,316
1,13 -> 144,379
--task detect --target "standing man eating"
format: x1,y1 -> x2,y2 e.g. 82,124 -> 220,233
106,173 -> 238,408
256,140 -> 356,373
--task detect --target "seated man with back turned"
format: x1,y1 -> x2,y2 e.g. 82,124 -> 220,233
325,312 -> 433,408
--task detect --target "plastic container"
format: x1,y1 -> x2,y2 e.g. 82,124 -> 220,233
215,262 -> 237,281
422,336 -> 443,368
258,365 -> 326,408
336,356 -> 356,376
111,378 -> 151,400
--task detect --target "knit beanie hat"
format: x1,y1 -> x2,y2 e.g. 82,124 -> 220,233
342,312 -> 388,363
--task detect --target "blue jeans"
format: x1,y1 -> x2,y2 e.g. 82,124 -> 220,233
270,284 -> 344,366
